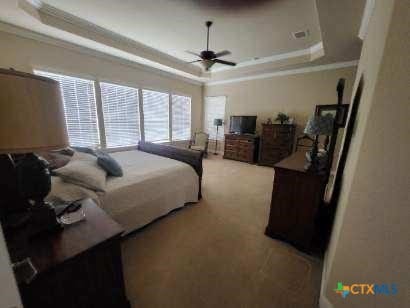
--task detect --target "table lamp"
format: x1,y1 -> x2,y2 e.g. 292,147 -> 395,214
0,68 -> 68,234
303,114 -> 334,171
213,118 -> 223,155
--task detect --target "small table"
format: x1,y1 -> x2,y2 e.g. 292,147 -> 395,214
8,199 -> 130,308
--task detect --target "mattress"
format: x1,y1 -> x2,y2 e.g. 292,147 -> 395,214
47,150 -> 199,233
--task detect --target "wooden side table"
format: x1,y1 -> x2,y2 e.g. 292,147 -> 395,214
7,199 -> 130,308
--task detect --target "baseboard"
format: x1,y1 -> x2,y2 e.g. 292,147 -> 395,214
207,151 -> 224,156
319,294 -> 333,308
319,253 -> 334,308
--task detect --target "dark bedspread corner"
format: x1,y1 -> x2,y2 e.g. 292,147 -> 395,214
137,141 -> 204,199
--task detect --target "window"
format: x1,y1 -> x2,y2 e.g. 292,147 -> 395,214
35,70 -> 193,147
142,89 -> 169,142
100,82 -> 140,148
204,96 -> 226,140
172,95 -> 191,141
35,71 -> 100,147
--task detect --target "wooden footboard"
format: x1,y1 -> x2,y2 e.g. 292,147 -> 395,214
137,142 -> 204,199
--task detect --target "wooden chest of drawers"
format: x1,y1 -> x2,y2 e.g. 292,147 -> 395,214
223,134 -> 259,163
259,124 -> 295,167
265,152 -> 327,252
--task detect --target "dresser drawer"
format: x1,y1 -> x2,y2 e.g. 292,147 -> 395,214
225,143 -> 237,151
224,150 -> 236,158
225,139 -> 239,145
237,152 -> 253,162
260,151 -> 280,162
224,134 -> 259,164
238,143 -> 253,150
263,124 -> 293,132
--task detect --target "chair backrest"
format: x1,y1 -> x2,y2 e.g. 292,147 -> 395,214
296,134 -> 314,152
193,132 -> 209,147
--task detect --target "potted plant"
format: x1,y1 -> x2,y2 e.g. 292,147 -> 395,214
275,112 -> 290,124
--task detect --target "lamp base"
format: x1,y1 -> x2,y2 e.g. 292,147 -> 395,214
1,153 -> 61,239
304,150 -> 329,172
4,202 -> 62,237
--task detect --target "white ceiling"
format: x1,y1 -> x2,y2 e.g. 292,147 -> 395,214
41,0 -> 322,62
0,0 -> 366,83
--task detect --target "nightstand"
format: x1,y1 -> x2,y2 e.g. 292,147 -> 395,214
7,199 -> 130,308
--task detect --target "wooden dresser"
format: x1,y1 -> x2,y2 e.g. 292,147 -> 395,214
223,134 -> 259,163
259,124 -> 296,167
265,151 -> 327,252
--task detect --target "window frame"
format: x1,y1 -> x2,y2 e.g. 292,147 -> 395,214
99,81 -> 142,149
141,88 -> 171,143
34,69 -> 101,148
34,69 -> 193,150
171,94 -> 192,141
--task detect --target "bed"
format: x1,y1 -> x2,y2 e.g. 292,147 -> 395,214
46,142 -> 203,234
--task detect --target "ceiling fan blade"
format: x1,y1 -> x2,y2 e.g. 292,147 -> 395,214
185,50 -> 201,57
187,60 -> 202,63
214,50 -> 231,58
214,59 -> 236,66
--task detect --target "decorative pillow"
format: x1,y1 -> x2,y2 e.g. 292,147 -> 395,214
37,151 -> 71,170
53,152 -> 107,192
46,176 -> 99,205
53,147 -> 75,157
94,150 -> 123,177
72,146 -> 97,156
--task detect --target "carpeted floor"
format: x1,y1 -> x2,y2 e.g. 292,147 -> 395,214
122,155 -> 322,308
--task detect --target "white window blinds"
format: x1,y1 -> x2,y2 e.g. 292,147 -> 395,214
100,82 -> 140,148
35,71 -> 100,148
204,96 -> 226,140
142,89 -> 169,142
172,95 -> 191,141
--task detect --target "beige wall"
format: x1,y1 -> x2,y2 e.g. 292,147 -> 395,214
0,29 -> 203,135
204,67 -> 357,138
322,0 -> 410,307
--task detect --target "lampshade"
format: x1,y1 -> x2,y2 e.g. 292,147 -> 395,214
201,59 -> 215,71
213,118 -> 223,126
0,68 -> 68,154
304,114 -> 334,136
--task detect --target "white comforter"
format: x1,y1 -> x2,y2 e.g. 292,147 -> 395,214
47,150 -> 199,233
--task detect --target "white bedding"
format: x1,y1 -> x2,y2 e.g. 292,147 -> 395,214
47,150 -> 199,233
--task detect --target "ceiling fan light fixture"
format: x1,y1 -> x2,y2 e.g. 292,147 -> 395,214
201,59 -> 215,71
186,21 -> 236,70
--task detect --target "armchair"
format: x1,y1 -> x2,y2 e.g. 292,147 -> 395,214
189,132 -> 209,157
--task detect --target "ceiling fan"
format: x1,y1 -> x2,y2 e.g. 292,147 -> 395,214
186,21 -> 236,71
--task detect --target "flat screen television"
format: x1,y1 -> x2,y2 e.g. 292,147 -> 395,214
229,116 -> 257,134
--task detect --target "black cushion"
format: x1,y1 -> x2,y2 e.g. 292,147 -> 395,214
94,150 -> 123,177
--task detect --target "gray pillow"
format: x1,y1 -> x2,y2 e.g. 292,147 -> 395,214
72,146 -> 96,156
94,150 -> 123,177
53,152 -> 107,192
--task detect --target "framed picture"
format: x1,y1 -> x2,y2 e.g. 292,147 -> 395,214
315,104 -> 349,127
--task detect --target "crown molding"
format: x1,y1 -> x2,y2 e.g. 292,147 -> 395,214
205,60 -> 359,86
358,0 -> 375,40
212,42 -> 324,73
15,0 -> 332,84
18,0 -> 203,78
0,21 -> 204,85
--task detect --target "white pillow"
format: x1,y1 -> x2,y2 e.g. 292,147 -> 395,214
53,152 -> 107,192
46,176 -> 100,204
